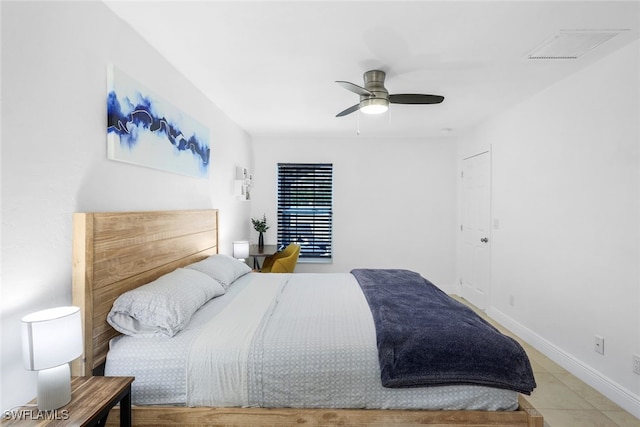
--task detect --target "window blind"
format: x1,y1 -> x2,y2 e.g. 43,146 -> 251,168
277,163 -> 333,260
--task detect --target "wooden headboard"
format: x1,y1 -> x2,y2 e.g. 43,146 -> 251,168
71,209 -> 218,376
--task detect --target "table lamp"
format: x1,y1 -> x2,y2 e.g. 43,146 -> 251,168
233,240 -> 249,262
21,306 -> 83,410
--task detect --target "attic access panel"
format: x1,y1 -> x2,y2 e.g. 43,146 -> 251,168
528,30 -> 624,60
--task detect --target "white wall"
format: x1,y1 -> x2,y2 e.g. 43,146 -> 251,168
251,136 -> 458,290
0,1 -> 252,411
458,39 -> 640,416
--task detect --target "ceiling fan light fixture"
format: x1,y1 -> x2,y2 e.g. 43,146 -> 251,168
360,98 -> 389,114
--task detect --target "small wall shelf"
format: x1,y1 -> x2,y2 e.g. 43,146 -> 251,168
234,166 -> 252,201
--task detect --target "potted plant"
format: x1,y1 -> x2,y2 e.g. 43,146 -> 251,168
251,214 -> 269,250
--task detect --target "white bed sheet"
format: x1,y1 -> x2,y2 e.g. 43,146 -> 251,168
105,272 -> 519,411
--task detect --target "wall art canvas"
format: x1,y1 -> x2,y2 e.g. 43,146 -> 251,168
107,64 -> 210,178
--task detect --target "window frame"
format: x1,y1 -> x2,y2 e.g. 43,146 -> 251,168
276,162 -> 333,262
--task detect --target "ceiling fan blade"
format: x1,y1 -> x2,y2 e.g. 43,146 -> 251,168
389,94 -> 444,104
336,81 -> 373,97
336,103 -> 360,117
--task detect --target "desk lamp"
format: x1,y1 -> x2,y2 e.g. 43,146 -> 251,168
21,306 -> 83,410
233,240 -> 250,262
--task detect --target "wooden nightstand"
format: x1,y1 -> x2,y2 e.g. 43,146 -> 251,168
2,376 -> 134,427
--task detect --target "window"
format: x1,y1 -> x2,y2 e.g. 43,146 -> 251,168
277,163 -> 333,261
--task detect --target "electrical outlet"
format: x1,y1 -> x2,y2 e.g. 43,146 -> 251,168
594,336 -> 604,355
633,354 -> 640,375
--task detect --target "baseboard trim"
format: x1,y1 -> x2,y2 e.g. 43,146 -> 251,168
438,284 -> 459,295
487,306 -> 640,420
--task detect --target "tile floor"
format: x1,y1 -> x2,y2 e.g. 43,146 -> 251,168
454,296 -> 640,427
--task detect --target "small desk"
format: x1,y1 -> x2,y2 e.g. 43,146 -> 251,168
249,244 -> 279,270
1,376 -> 134,427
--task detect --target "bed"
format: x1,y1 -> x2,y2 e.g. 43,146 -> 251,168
71,209 -> 543,426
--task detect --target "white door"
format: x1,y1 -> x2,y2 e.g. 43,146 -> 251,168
460,151 -> 491,310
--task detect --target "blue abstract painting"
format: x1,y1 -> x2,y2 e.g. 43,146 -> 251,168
107,65 -> 210,178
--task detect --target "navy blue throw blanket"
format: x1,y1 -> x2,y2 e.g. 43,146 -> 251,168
351,269 -> 536,394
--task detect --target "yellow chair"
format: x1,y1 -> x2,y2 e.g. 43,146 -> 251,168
261,244 -> 300,273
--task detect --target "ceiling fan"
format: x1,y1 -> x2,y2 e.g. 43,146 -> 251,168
335,70 -> 444,117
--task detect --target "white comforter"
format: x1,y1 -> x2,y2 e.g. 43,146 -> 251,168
106,272 -> 519,410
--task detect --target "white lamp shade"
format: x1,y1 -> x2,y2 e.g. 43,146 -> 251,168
233,240 -> 250,259
22,306 -> 83,371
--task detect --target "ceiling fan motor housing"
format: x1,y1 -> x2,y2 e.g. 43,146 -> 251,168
361,70 -> 389,101
359,70 -> 389,113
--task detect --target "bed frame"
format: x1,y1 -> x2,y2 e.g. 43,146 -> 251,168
71,209 -> 543,427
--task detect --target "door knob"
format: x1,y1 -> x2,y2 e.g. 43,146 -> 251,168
480,237 -> 489,243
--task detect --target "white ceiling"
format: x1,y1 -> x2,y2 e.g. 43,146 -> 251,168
105,1 -> 640,138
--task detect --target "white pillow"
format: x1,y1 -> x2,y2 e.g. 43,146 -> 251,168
185,254 -> 251,289
107,268 -> 225,337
